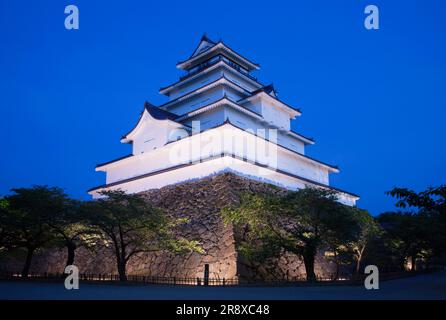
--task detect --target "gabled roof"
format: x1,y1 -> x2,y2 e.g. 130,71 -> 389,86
177,36 -> 260,71
251,84 -> 277,97
189,33 -> 216,58
239,85 -> 302,117
143,101 -> 178,121
120,102 -> 181,143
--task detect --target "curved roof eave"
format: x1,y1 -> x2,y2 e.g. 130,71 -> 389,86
120,102 -> 182,143
239,89 -> 302,116
160,59 -> 264,95
177,41 -> 260,71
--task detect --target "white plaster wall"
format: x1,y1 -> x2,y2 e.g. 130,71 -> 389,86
93,159 -> 304,198
130,117 -> 185,156
277,133 -> 305,154
168,86 -> 225,115
241,99 -> 262,114
167,64 -> 259,100
131,121 -> 167,155
241,97 -> 292,131
224,108 -> 305,153
168,69 -> 223,100
224,108 -> 267,133
223,71 -> 259,92
167,85 -> 246,116
102,125 -> 328,187
92,157 -> 356,206
224,86 -> 246,102
185,108 -> 226,131
261,101 -> 291,131
278,151 -> 329,185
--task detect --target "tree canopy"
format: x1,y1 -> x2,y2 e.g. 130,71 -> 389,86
1,182 -> 445,282
222,188 -> 363,281
82,190 -> 203,281
383,185 -> 446,269
2,186 -> 67,277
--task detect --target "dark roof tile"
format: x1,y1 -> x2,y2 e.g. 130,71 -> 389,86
144,101 -> 178,121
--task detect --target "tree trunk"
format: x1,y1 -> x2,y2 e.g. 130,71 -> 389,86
22,247 -> 35,278
355,252 -> 363,274
335,253 -> 340,280
66,242 -> 76,267
411,256 -> 416,272
425,258 -> 430,270
355,260 -> 361,274
117,261 -> 127,281
302,247 -> 317,282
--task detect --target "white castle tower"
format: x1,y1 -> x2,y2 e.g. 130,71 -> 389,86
89,35 -> 358,205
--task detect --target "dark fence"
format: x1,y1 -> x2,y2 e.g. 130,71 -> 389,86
0,271 -> 240,286
0,271 -> 362,286
0,271 -> 338,285
0,270 -> 432,286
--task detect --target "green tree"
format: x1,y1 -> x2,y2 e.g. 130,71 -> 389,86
222,188 -> 358,281
386,185 -> 446,267
0,198 -> 9,252
323,207 -> 360,279
3,186 -> 61,277
83,190 -> 202,281
5,186 -> 92,270
349,208 -> 381,274
47,200 -> 99,268
377,212 -> 430,271
387,186 -> 446,215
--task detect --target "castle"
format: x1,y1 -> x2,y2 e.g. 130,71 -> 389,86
81,35 -> 359,280
88,34 -> 358,206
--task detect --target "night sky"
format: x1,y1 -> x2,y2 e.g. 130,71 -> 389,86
1,0 -> 445,215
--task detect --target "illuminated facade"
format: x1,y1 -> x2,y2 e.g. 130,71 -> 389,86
88,35 -> 358,205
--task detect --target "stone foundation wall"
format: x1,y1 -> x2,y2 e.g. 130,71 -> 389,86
1,173 -> 339,280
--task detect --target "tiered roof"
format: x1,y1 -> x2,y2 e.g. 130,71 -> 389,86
176,34 -> 260,71
122,35 -> 314,146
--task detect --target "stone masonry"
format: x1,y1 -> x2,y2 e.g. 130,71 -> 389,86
1,173 -> 337,281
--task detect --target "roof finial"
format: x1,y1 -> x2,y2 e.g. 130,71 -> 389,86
201,33 -> 215,44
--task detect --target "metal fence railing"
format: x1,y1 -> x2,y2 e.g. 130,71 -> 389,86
1,269 -> 433,286
0,271 -> 361,286
0,272 -> 241,286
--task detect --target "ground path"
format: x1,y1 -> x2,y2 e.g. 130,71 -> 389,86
1,270 -> 445,300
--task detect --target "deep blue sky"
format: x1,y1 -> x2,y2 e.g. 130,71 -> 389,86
1,0 -> 445,215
